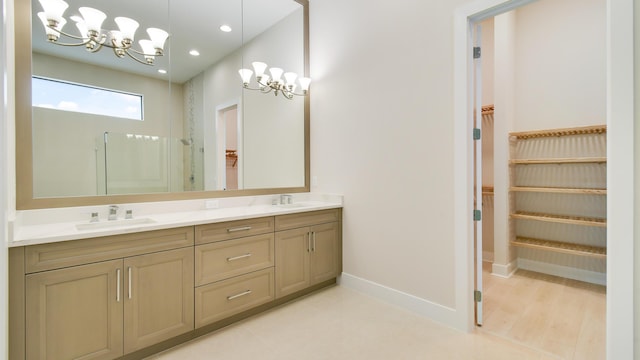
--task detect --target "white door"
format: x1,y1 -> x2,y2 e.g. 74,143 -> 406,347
472,23 -> 483,326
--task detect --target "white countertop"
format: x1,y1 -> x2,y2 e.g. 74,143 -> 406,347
9,193 -> 343,247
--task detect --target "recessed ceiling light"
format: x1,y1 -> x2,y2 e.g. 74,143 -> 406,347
189,50 -> 200,56
219,25 -> 232,32
157,69 -> 167,74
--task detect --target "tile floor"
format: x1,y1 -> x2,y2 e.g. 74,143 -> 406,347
481,262 -> 606,360
148,283 -> 571,360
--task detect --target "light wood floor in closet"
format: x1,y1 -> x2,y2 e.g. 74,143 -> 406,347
481,262 -> 606,360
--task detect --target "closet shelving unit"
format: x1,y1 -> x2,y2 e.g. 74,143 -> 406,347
509,125 -> 607,260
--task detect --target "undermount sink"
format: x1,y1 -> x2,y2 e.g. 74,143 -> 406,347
275,203 -> 309,209
76,217 -> 157,231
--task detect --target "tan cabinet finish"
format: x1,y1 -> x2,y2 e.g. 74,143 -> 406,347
26,259 -> 124,360
25,226 -> 194,273
195,268 -> 275,327
195,233 -> 275,286
195,216 -> 274,245
123,247 -> 194,354
275,210 -> 341,298
12,208 -> 341,359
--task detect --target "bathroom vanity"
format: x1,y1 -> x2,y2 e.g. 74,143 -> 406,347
9,198 -> 342,360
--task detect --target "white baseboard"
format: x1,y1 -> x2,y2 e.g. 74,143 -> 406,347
338,272 -> 458,328
491,261 -> 516,278
482,251 -> 494,263
517,258 -> 606,286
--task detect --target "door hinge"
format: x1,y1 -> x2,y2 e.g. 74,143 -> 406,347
474,290 -> 482,302
473,210 -> 482,221
473,128 -> 481,140
473,46 -> 481,59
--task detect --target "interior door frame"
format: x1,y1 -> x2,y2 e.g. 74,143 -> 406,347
453,0 -> 635,358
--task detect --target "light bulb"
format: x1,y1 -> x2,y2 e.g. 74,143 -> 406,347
269,67 -> 284,83
138,40 -> 156,63
38,12 -> 66,39
238,69 -> 253,84
114,17 -> 139,43
78,7 -> 106,34
252,62 -> 267,77
38,0 -> 68,24
298,77 -> 311,92
147,28 -> 169,54
284,72 -> 297,86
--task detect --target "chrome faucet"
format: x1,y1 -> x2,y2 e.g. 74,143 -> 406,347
108,205 -> 119,221
90,212 -> 99,223
280,194 -> 293,205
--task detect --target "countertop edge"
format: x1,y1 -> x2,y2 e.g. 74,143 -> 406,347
10,203 -> 343,247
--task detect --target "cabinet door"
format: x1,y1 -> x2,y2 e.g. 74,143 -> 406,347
310,222 -> 340,285
124,247 -> 194,354
275,227 -> 311,298
26,259 -> 123,360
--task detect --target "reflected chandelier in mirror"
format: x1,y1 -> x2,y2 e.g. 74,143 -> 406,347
36,0 -> 169,65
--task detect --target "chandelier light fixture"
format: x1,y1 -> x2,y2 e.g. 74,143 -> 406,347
36,0 -> 169,66
238,62 -> 311,100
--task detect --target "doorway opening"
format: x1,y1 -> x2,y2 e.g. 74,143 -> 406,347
470,0 -> 607,357
215,102 -> 242,190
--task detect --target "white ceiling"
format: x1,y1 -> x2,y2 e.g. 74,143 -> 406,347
31,0 -> 300,83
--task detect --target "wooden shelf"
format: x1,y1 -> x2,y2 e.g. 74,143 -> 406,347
482,186 -> 494,196
511,237 -> 606,259
510,157 -> 607,165
510,125 -> 606,140
510,211 -> 606,227
481,105 -> 494,115
510,186 -> 607,195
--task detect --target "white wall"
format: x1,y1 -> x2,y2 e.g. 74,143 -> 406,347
513,0 -> 606,131
310,0 -> 470,310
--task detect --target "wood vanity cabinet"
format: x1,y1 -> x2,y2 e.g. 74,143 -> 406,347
194,217 -> 276,328
22,227 -> 194,359
274,209 -> 342,298
11,209 -> 341,360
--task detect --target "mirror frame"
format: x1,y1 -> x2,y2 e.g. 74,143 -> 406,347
15,0 -> 310,209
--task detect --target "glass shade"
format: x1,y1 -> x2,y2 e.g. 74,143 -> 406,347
252,62 -> 267,77
38,12 -> 66,35
38,0 -> 68,24
238,69 -> 253,84
147,28 -> 169,52
78,7 -> 107,33
284,72 -> 298,86
114,17 -> 139,41
74,20 -> 89,39
138,39 -> 155,56
110,30 -> 124,46
259,74 -> 270,87
269,67 -> 284,83
298,77 -> 311,91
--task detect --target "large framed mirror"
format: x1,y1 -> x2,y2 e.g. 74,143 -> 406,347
15,0 -> 310,209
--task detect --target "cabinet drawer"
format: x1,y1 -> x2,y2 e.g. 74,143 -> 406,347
195,217 -> 274,245
275,209 -> 341,231
195,268 -> 274,328
25,227 -> 194,273
195,233 -> 274,286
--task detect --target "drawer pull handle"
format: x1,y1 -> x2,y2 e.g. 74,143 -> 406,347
227,226 -> 252,233
227,290 -> 252,301
227,253 -> 252,262
116,269 -> 121,302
